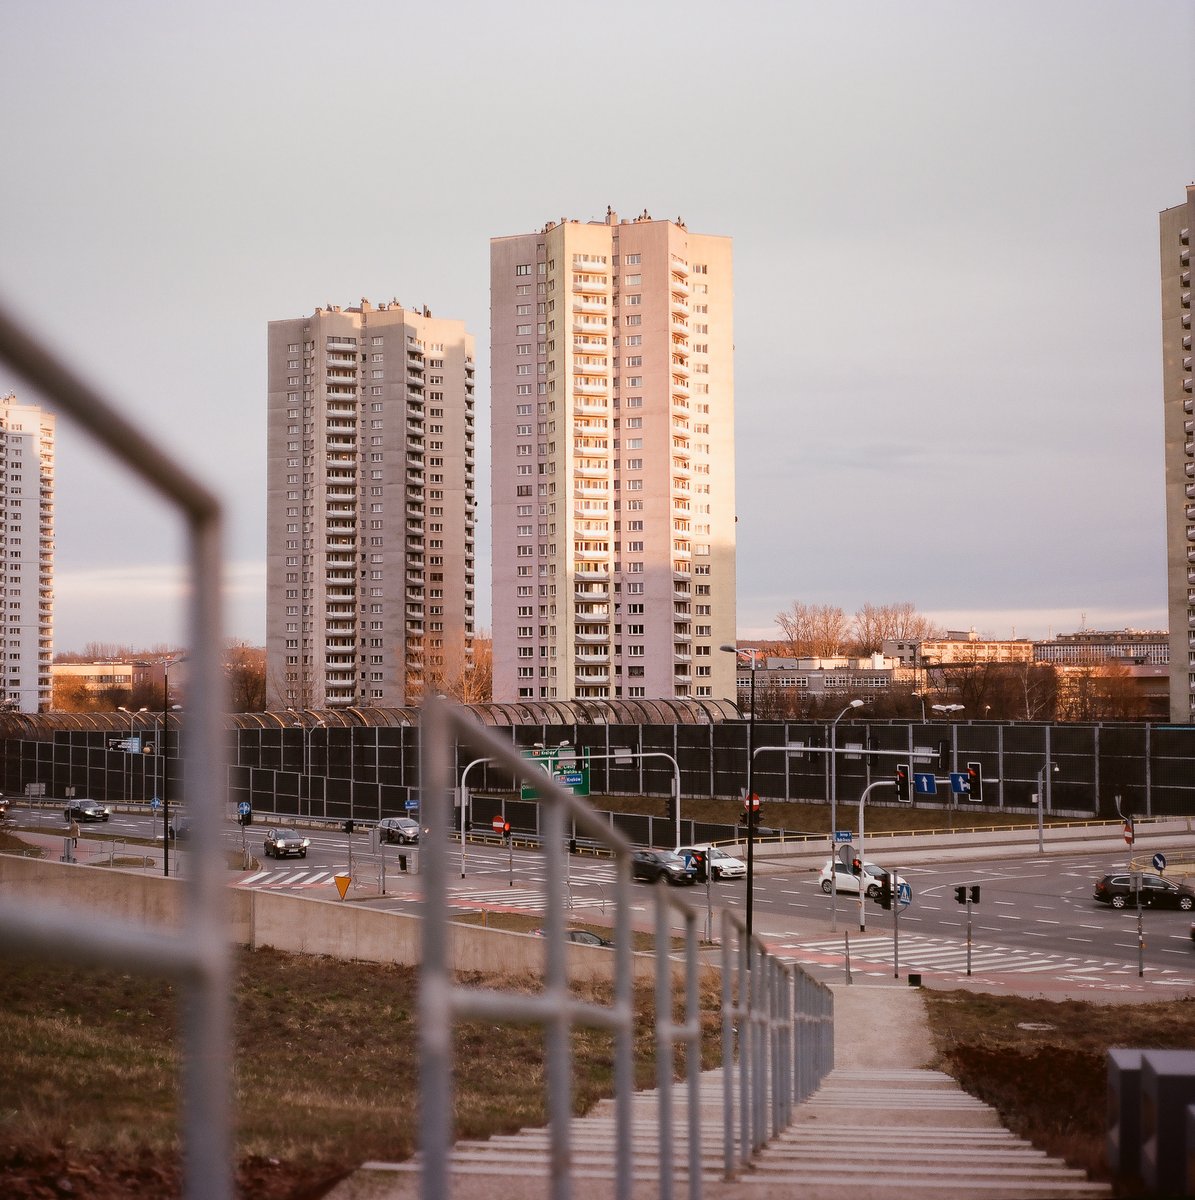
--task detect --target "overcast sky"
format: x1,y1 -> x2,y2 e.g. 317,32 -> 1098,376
1,0 -> 1192,652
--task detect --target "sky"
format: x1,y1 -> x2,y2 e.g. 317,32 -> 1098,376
0,0 -> 1192,652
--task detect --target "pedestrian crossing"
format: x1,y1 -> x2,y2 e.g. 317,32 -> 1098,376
775,931 -> 1191,986
237,866 -> 344,890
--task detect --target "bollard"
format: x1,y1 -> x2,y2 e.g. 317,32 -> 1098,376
399,853 -> 408,872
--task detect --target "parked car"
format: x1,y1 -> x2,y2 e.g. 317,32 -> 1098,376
534,928 -> 613,947
169,816 -> 191,841
263,828 -> 311,859
631,848 -> 697,885
1093,873 -> 1195,910
377,816 -> 421,845
677,845 -> 747,880
64,798 -> 109,823
819,860 -> 906,899
0,795 -> 10,817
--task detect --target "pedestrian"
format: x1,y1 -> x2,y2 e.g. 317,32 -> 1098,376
68,817 -> 80,852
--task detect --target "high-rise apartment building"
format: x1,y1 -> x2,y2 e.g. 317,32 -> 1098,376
266,300 -> 476,710
0,394 -> 53,712
1161,186 -> 1195,722
490,211 -> 736,703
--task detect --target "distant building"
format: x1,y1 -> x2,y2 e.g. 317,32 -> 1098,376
0,395 -> 53,712
266,300 -> 476,710
1161,185 -> 1195,722
1033,630 -> 1169,667
490,210 -> 736,703
733,655 -> 894,703
52,660 -> 156,700
883,631 -> 1034,671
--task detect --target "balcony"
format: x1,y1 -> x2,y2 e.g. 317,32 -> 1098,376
575,629 -> 609,643
575,649 -> 610,664
574,464 -> 610,479
573,319 -> 609,335
575,483 -> 610,498
575,583 -> 609,600
574,671 -> 610,686
575,380 -> 607,396
574,566 -> 609,581
574,258 -> 609,274
572,300 -> 607,315
574,546 -> 610,561
574,397 -> 610,414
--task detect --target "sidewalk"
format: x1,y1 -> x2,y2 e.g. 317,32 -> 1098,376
326,981 -> 1108,1200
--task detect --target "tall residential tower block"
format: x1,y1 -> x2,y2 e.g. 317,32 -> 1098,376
0,395 -> 53,713
1162,187 -> 1195,722
266,300 -> 476,710
490,211 -> 736,703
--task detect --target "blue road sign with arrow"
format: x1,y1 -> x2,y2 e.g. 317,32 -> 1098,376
949,772 -> 971,795
913,772 -> 937,795
1153,852 -> 1167,872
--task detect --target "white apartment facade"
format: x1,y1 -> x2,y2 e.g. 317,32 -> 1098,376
490,211 -> 736,703
0,395 -> 53,712
266,301 -> 476,710
1162,186 -> 1195,722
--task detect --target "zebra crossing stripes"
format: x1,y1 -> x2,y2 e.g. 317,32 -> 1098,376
449,886 -> 612,912
237,867 -> 337,890
777,932 -> 1174,982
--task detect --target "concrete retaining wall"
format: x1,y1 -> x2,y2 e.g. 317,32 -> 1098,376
0,854 -> 643,981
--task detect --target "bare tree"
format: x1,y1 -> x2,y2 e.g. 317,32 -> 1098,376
850,603 -> 944,656
774,602 -> 849,657
224,641 -> 266,713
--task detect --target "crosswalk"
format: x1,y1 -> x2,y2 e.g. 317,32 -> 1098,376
775,931 -> 1192,987
237,866 -> 344,890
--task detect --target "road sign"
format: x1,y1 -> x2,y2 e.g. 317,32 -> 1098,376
404,799 -> 419,811
913,772 -> 937,795
1153,852 -> 1167,872
897,881 -> 912,907
492,815 -> 506,833
334,873 -> 351,900
150,797 -> 162,811
833,829 -> 853,843
742,791 -> 760,811
949,772 -> 971,795
237,800 -> 251,816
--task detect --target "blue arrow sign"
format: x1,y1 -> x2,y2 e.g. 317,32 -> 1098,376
404,799 -> 419,811
834,829 -> 853,843
949,772 -> 971,795
237,801 -> 250,815
1152,852 -> 1167,872
913,772 -> 937,795
151,797 -> 162,811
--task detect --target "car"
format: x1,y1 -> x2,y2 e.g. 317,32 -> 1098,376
818,860 -> 906,899
631,848 -> 697,885
263,827 -> 310,859
534,928 -> 613,947
0,795 -> 10,817
64,798 -> 109,823
377,816 -> 421,845
1093,873 -> 1195,911
678,845 -> 747,880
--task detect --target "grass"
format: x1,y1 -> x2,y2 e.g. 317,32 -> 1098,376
0,946 -> 722,1199
925,989 -> 1195,1189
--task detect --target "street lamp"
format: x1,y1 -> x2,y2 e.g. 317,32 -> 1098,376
829,699 -> 865,927
160,656 -> 185,877
1035,761 -> 1059,853
911,692 -> 926,722
117,706 -> 148,805
931,703 -> 964,718
720,643 -> 760,943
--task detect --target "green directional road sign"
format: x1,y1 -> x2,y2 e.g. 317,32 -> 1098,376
521,746 -> 590,799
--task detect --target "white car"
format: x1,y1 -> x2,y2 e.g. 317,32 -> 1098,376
678,845 -> 747,880
818,860 -> 905,899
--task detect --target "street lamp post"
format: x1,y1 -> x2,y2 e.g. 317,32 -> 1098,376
117,705 -> 148,805
931,703 -> 965,719
911,692 -> 926,722
1035,761 -> 1058,853
160,657 -> 185,878
829,698 -> 865,928
720,643 -> 759,943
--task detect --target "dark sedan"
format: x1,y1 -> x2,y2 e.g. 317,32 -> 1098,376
64,798 -> 109,823
1093,873 -> 1195,911
631,849 -> 697,886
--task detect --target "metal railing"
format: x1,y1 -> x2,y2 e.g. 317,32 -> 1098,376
0,300 -> 231,1200
417,695 -> 834,1200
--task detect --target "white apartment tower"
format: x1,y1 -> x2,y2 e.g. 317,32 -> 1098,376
490,211 -> 736,703
0,394 -> 53,712
1162,186 -> 1195,722
266,300 -> 476,710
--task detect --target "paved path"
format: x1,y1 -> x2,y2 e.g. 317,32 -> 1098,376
326,982 -> 1108,1200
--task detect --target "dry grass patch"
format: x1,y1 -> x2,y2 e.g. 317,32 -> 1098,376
1,944 -> 722,1198
925,989 -> 1195,1186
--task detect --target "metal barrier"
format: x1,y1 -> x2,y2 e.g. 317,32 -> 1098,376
0,300 -> 231,1200
417,695 -> 834,1200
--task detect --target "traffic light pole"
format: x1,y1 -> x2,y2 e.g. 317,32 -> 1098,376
854,778 -> 898,933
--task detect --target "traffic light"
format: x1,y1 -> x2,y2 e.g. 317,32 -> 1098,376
666,794 -> 676,822
237,808 -> 253,826
966,762 -> 983,803
895,763 -> 911,803
954,884 -> 981,904
344,819 -> 354,834
876,871 -> 893,910
851,855 -> 863,876
954,885 -> 967,904
969,885 -> 981,904
502,820 -> 511,840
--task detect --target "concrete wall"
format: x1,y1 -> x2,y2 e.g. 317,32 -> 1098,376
0,854 -> 645,981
